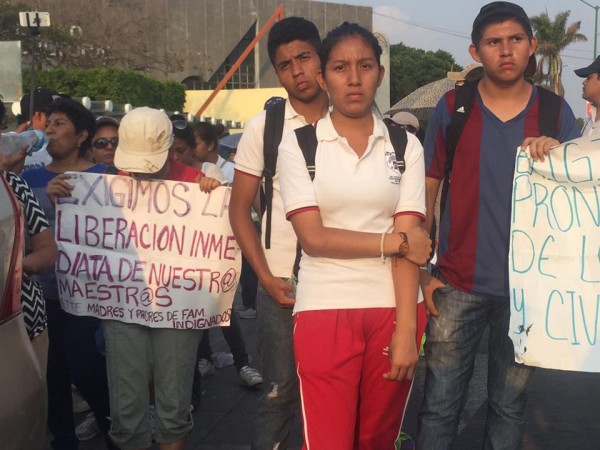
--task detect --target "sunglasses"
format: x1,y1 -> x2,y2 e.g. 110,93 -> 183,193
172,119 -> 188,130
92,137 -> 118,149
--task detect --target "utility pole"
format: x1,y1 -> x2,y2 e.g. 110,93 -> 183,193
18,12 -> 50,117
581,0 -> 600,58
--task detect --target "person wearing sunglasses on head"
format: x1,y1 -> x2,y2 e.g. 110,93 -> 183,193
168,114 -> 197,168
170,114 -> 188,131
90,116 -> 120,166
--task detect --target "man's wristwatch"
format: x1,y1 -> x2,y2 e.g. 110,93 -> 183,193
397,232 -> 409,258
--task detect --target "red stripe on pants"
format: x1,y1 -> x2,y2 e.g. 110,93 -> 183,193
294,303 -> 427,450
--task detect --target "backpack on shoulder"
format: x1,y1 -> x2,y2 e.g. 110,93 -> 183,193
261,97 -> 287,249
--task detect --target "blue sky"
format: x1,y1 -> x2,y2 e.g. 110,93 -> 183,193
329,0 -> 596,119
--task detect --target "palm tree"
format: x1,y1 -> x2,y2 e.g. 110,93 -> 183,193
530,10 -> 587,96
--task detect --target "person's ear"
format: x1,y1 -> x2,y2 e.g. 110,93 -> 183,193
468,43 -> 481,63
529,36 -> 537,57
317,70 -> 328,93
377,65 -> 385,87
77,130 -> 89,148
32,111 -> 46,129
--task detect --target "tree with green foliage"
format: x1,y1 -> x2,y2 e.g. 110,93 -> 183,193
389,43 -> 462,105
25,68 -> 186,111
530,10 -> 586,96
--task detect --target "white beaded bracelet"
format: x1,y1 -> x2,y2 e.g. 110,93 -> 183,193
380,231 -> 386,264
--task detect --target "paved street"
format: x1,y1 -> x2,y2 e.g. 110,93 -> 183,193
48,292 -> 600,450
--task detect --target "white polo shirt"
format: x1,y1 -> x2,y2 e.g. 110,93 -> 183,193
202,156 -> 235,184
234,100 -> 309,278
278,112 -> 426,313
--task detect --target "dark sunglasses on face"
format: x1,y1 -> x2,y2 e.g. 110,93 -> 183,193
93,137 -> 118,149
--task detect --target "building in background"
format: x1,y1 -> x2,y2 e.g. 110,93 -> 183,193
9,0 -> 390,122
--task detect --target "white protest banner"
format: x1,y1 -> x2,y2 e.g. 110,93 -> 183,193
509,135 -> 600,371
55,172 -> 240,329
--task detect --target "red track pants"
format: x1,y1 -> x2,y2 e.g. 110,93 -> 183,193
294,302 -> 427,450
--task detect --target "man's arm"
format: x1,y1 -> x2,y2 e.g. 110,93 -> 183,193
229,171 -> 294,307
420,176 -> 446,317
424,177 -> 441,237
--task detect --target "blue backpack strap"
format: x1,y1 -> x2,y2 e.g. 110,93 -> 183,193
261,97 -> 286,249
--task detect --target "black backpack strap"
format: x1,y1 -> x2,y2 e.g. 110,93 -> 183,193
261,98 -> 286,249
537,86 -> 561,139
291,124 -> 319,278
294,124 -> 318,181
385,122 -> 408,174
440,80 -> 479,219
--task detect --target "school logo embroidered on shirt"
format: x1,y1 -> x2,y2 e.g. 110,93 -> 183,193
385,151 -> 401,184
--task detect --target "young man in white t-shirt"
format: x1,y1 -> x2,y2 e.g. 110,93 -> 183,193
229,17 -> 329,449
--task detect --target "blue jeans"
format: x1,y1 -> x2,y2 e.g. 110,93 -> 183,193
417,284 -> 534,450
252,284 -> 299,450
240,254 -> 258,309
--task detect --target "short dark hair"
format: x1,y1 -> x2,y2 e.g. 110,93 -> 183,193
20,88 -> 60,121
267,17 -> 321,66
319,22 -> 382,76
192,122 -> 219,150
214,123 -> 229,139
46,97 -> 96,155
173,124 -> 196,149
471,1 -> 533,47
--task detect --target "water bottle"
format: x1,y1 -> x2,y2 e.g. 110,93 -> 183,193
0,130 -> 47,156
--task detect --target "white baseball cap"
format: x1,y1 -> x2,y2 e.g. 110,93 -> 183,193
114,107 -> 173,173
390,111 -> 420,130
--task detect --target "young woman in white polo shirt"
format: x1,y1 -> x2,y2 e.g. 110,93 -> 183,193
278,22 -> 429,450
